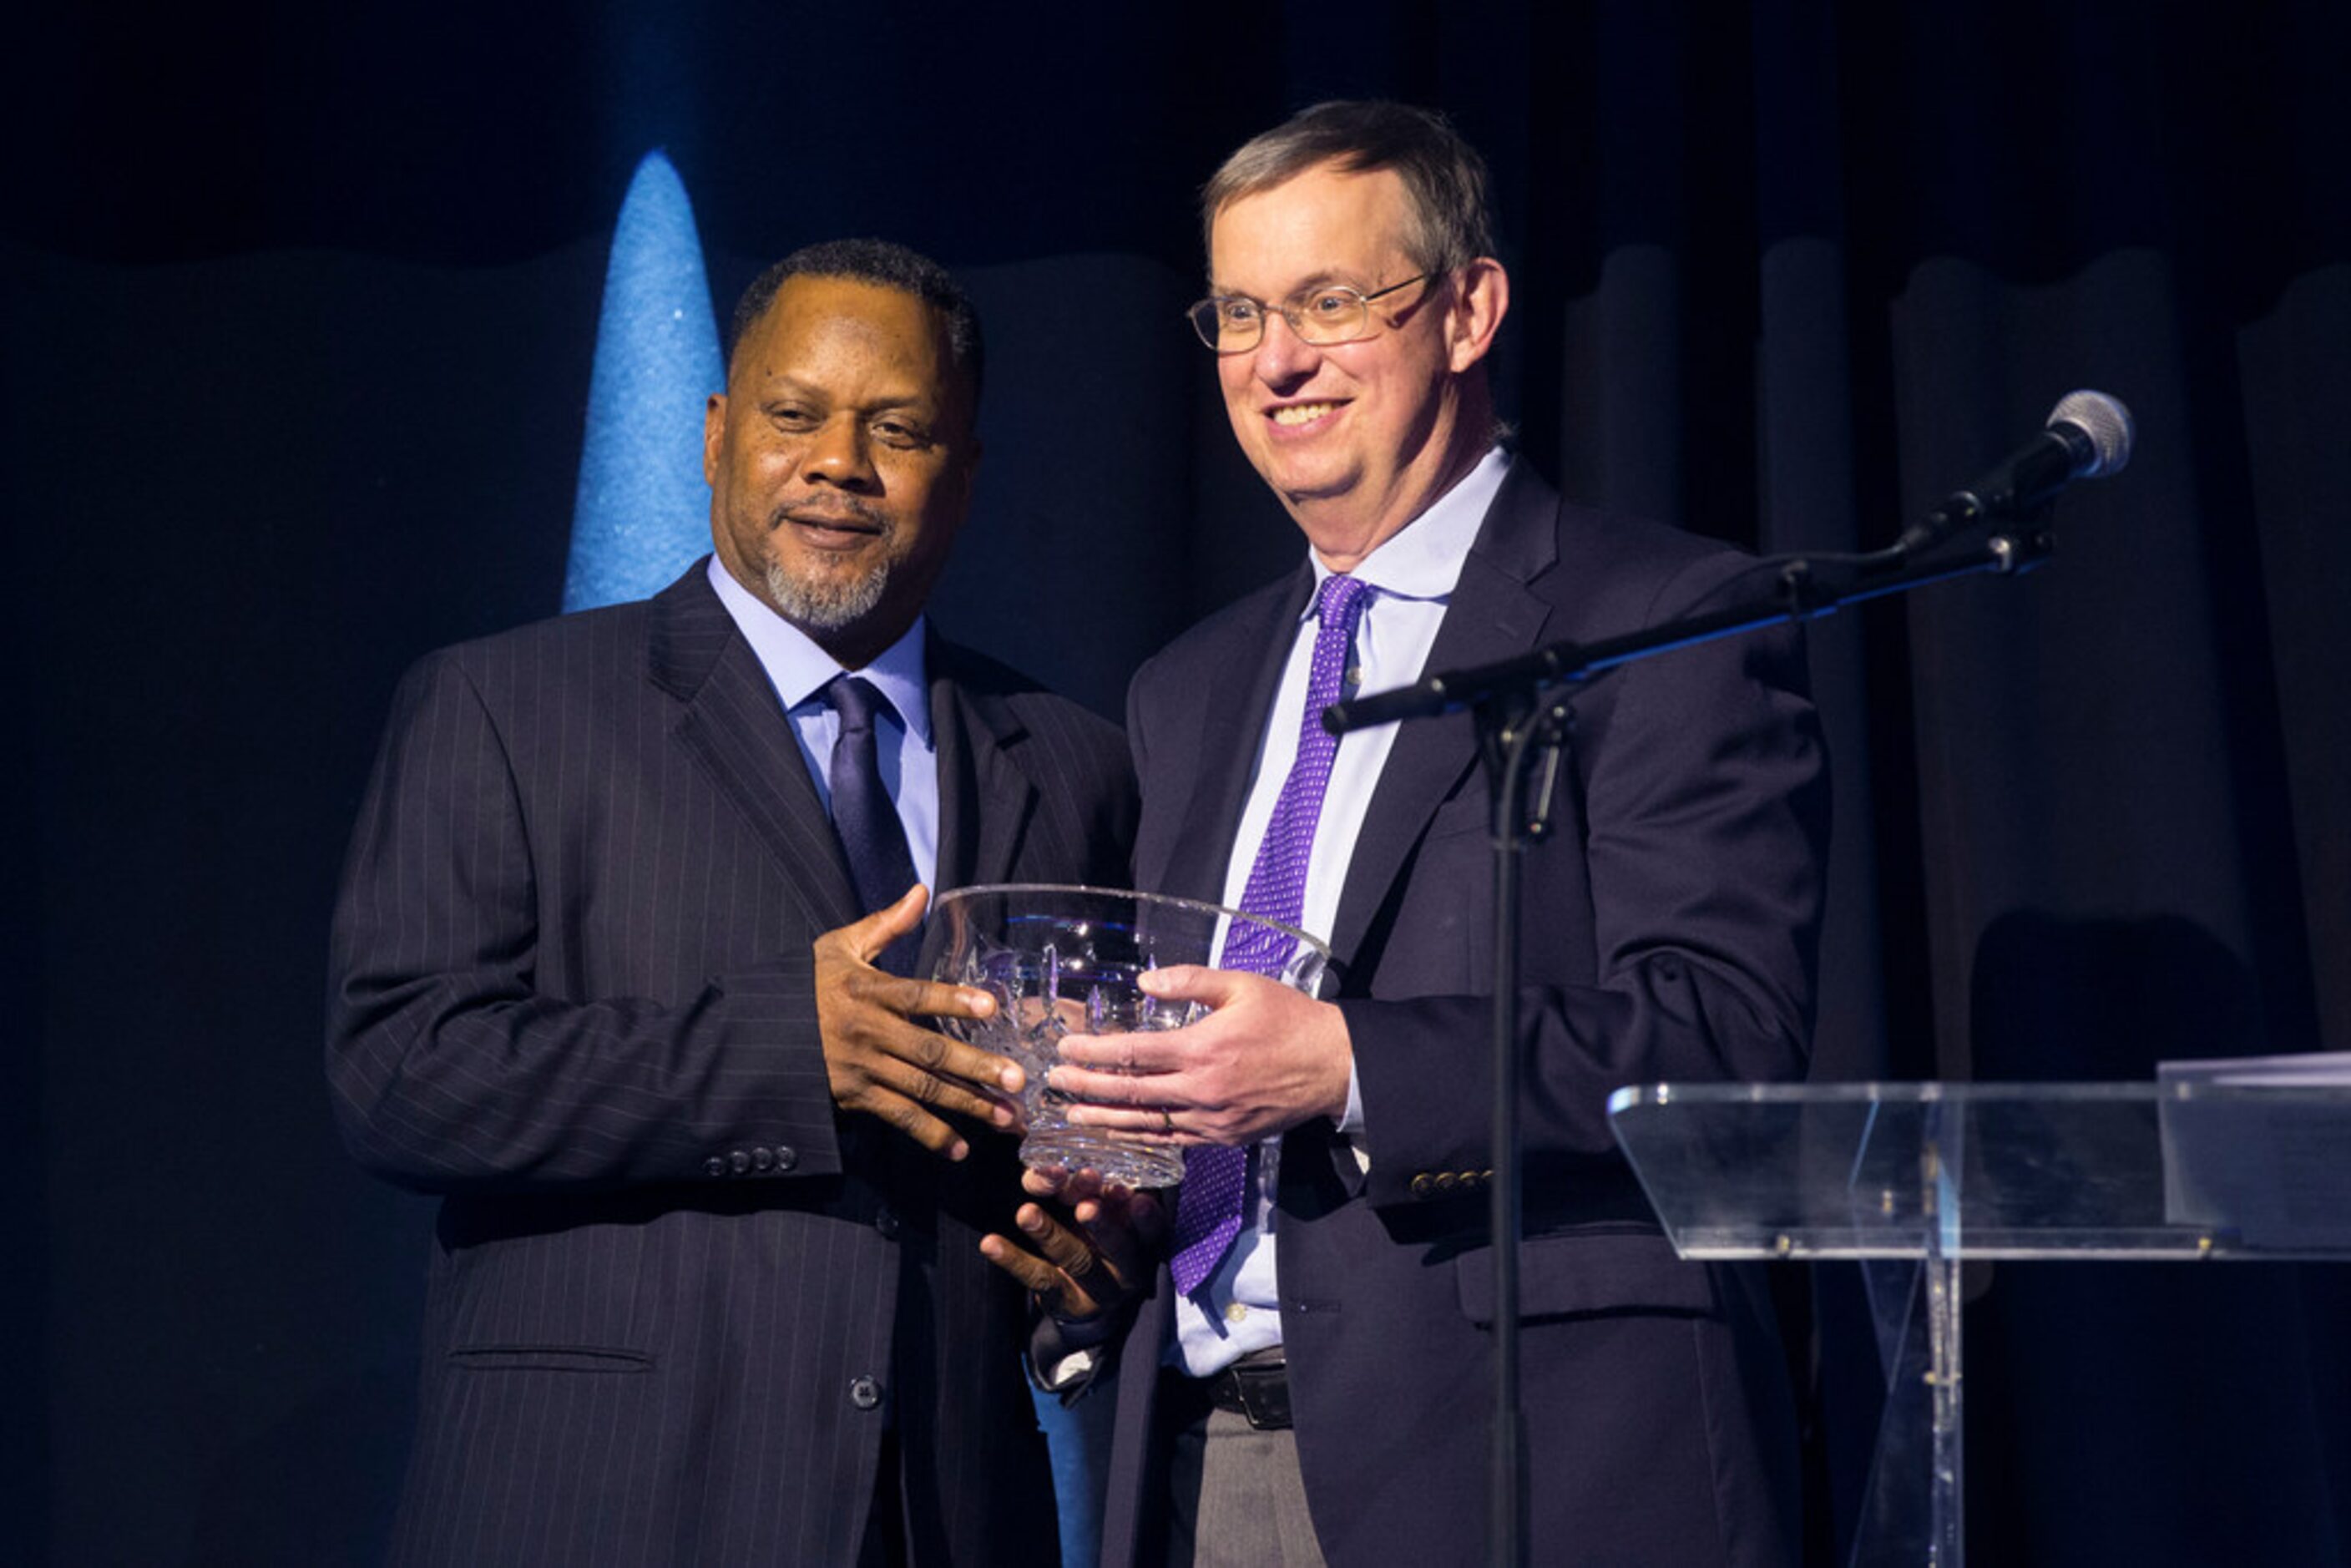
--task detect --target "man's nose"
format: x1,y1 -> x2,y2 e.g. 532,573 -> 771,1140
1251,311 -> 1322,385
804,416 -> 877,486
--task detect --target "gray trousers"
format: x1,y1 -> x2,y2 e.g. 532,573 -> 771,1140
1165,1403 -> 1328,1568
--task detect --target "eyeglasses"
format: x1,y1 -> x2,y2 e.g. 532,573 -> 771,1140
1185,273 -> 1438,353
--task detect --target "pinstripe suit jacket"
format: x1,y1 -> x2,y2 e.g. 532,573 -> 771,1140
1099,463 -> 1828,1566
328,562 -> 1135,1566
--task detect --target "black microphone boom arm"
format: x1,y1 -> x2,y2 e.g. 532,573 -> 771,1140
1325,530 -> 2050,736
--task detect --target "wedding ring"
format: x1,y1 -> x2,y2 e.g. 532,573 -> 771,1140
1159,1107 -> 1176,1136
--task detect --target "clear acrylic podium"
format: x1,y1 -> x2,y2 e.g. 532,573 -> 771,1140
1607,1080 -> 2351,1567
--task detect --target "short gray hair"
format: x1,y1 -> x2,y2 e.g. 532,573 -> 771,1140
1201,100 -> 1495,275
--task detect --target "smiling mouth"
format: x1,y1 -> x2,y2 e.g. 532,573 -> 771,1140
1269,401 -> 1342,427
777,505 -> 886,542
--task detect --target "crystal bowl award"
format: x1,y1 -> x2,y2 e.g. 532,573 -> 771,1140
931,883 -> 1331,1187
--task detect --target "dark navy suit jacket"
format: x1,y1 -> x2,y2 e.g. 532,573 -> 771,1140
1099,463 -> 1829,1567
328,563 -> 1135,1566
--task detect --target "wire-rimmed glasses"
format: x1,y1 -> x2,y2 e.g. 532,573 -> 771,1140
1186,273 -> 1437,354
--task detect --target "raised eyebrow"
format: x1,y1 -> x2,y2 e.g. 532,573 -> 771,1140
862,395 -> 943,422
1206,270 -> 1366,302
756,380 -> 938,420
1288,271 -> 1363,295
756,373 -> 826,404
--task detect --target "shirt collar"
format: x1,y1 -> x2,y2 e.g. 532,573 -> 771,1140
705,555 -> 933,741
1303,444 -> 1510,614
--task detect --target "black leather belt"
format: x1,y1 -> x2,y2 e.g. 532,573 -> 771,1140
1163,1348 -> 1292,1431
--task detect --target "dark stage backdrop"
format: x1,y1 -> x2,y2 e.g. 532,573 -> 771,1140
7,3 -> 2346,1563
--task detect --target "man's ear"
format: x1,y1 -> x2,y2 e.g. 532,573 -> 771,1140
702,393 -> 727,487
1445,258 -> 1510,374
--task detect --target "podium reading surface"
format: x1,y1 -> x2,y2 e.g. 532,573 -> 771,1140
1607,1081 -> 2351,1567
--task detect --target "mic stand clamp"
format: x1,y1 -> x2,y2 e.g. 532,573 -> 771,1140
1872,503 -> 2061,578
1980,514 -> 2059,576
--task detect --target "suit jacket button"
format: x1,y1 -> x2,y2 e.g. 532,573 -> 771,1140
774,1146 -> 798,1172
703,1156 -> 726,1178
875,1206 -> 902,1240
729,1149 -> 751,1175
752,1146 -> 775,1172
849,1375 -> 883,1411
1410,1174 -> 1435,1200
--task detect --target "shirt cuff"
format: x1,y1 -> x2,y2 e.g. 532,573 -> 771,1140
1334,1062 -> 1365,1134
1041,1345 -> 1100,1393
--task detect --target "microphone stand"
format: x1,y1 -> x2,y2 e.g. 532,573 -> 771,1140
1321,522 -> 2056,1568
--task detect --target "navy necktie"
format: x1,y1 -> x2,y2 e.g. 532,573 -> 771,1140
1169,572 -> 1372,1296
824,675 -> 923,974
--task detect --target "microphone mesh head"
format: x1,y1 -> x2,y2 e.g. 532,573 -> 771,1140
2048,390 -> 2135,477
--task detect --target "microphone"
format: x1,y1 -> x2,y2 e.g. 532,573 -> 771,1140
1894,390 -> 2134,556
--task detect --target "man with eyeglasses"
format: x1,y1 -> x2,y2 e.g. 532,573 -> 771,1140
986,102 -> 1828,1565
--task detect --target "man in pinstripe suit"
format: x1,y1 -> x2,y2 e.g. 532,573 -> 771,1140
328,240 -> 1135,1566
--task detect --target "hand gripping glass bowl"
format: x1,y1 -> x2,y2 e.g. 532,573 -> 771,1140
932,883 -> 1331,1188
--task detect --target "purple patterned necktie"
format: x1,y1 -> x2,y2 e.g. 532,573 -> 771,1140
1169,572 -> 1373,1297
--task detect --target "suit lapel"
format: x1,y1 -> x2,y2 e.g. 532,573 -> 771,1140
1328,462 -> 1560,964
651,568 -> 865,937
928,641 -> 1038,893
923,638 -> 1039,974
1157,567 -> 1316,905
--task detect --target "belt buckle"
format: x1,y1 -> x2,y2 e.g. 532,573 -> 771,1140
1226,1358 -> 1292,1431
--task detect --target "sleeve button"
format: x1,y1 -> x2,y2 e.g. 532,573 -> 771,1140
849,1375 -> 883,1410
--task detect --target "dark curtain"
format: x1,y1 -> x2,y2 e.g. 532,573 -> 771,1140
6,3 -> 2344,1562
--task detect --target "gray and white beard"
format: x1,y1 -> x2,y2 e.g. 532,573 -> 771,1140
765,554 -> 889,633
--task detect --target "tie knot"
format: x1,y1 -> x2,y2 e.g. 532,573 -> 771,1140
1317,572 -> 1371,627
824,674 -> 894,737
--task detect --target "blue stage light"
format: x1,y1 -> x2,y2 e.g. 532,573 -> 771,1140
563,149 -> 722,612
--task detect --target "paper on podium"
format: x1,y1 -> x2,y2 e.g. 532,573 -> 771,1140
2156,1052 -> 2351,1248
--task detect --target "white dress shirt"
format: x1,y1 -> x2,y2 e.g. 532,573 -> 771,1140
1171,446 -> 1510,1377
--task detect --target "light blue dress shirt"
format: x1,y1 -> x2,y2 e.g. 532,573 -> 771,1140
1171,446 -> 1512,1378
705,555 -> 939,895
